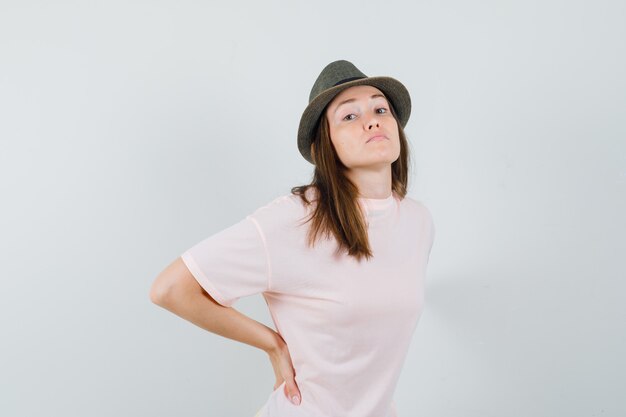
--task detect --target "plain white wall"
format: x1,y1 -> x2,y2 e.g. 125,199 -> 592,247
1,1 -> 624,416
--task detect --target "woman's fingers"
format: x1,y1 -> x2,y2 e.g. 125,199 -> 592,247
284,376 -> 301,405
280,354 -> 301,406
268,333 -> 301,406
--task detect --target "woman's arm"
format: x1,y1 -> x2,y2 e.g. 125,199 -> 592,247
149,257 -> 303,405
149,257 -> 279,353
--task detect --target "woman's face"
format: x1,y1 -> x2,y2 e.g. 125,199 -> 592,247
324,84 -> 400,169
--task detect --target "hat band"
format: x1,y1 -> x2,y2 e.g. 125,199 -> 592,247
332,76 -> 366,87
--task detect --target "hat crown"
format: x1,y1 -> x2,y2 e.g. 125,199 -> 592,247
308,60 -> 367,103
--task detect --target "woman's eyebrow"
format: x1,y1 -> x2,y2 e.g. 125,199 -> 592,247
333,94 -> 387,115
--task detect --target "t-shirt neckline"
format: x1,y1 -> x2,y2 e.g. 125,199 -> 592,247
357,191 -> 397,217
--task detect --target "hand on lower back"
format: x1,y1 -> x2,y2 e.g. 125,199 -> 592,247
267,333 -> 301,406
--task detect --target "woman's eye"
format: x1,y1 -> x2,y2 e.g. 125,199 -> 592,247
342,107 -> 386,121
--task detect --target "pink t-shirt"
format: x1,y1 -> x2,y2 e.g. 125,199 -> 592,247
181,188 -> 435,417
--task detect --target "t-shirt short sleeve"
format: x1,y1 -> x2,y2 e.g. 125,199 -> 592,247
420,203 -> 435,263
180,215 -> 270,307
426,206 -> 435,261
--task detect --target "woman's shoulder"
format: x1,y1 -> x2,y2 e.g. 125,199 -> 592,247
248,188 -> 315,226
399,194 -> 434,224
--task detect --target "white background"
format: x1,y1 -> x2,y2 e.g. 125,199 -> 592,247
1,1 -> 624,416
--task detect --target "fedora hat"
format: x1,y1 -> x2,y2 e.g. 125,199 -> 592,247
297,59 -> 411,165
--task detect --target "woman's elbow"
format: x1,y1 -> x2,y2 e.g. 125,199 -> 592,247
149,275 -> 171,306
149,257 -> 199,306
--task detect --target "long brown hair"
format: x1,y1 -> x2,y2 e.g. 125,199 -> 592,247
291,101 -> 411,262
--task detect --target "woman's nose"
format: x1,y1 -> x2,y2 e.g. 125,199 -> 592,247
366,116 -> 380,130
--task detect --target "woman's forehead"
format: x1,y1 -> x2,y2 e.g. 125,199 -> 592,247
326,85 -> 387,116
333,85 -> 384,102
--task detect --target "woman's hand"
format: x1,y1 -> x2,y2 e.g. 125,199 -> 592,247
267,332 -> 301,406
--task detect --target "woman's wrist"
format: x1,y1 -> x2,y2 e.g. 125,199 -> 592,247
263,328 -> 285,355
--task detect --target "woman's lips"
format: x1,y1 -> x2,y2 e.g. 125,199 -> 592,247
367,135 -> 387,143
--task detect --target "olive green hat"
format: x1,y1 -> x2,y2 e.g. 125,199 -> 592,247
297,59 -> 412,165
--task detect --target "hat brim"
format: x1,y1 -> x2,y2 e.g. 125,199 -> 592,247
297,76 -> 411,165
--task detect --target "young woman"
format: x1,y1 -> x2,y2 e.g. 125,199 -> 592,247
150,60 -> 435,417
